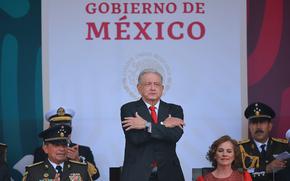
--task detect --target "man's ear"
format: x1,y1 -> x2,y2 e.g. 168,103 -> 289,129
137,84 -> 142,94
268,122 -> 273,131
42,144 -> 49,154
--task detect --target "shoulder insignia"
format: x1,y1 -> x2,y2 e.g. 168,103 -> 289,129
272,137 -> 288,144
238,139 -> 250,144
26,161 -> 44,168
23,171 -> 28,176
69,159 -> 87,165
87,161 -> 98,175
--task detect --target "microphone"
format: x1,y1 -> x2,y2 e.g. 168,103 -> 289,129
286,129 -> 290,142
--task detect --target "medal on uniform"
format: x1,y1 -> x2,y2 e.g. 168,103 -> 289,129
69,173 -> 81,180
43,173 -> 49,178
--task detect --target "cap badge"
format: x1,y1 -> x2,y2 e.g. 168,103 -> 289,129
58,126 -> 66,137
57,107 -> 65,116
254,104 -> 261,116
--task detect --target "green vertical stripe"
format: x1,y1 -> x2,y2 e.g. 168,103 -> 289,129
35,48 -> 43,132
0,34 -> 21,152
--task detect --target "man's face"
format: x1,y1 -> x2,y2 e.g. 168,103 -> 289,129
249,119 -> 272,143
43,142 -> 67,164
137,72 -> 164,105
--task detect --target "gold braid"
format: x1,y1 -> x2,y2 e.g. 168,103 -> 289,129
239,145 -> 260,169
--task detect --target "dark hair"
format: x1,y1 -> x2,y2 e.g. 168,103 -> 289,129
206,135 -> 243,170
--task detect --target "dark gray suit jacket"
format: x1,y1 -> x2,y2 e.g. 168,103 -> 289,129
121,99 -> 185,181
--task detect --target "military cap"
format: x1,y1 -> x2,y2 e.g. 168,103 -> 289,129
38,125 -> 71,145
45,107 -> 75,126
0,143 -> 7,161
0,142 -> 7,148
244,102 -> 275,121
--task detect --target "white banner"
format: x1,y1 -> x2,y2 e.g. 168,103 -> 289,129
42,1 -> 247,180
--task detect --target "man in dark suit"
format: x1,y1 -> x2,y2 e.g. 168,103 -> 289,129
239,102 -> 290,181
121,68 -> 185,181
23,125 -> 92,181
33,107 -> 99,180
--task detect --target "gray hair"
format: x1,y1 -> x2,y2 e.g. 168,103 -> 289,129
138,68 -> 163,84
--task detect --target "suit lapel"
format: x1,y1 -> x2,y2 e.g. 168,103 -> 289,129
158,100 -> 168,123
61,161 -> 72,180
135,99 -> 169,124
44,159 -> 57,179
265,138 -> 273,159
250,140 -> 261,156
136,99 -> 153,123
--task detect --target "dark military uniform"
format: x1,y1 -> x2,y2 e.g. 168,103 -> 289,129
240,137 -> 290,181
34,107 -> 100,180
23,159 -> 92,181
241,102 -> 290,181
33,144 -> 99,180
23,125 -> 93,181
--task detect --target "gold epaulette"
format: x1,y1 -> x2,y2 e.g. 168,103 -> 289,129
87,161 -> 98,176
238,139 -> 250,144
239,145 -> 260,169
272,137 -> 288,144
26,161 -> 44,168
69,159 -> 87,165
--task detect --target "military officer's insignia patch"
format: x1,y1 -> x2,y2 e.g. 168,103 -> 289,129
251,143 -> 255,150
57,107 -> 65,115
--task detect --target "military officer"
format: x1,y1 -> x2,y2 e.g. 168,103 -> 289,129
33,107 -> 99,180
239,102 -> 290,181
23,124 -> 92,181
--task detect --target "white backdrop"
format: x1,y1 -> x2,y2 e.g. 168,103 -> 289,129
42,1 -> 247,180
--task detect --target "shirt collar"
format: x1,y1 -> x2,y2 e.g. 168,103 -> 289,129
48,159 -> 64,170
144,100 -> 160,111
254,139 -> 269,151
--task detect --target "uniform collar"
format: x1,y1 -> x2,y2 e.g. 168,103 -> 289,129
48,159 -> 64,171
254,138 -> 269,152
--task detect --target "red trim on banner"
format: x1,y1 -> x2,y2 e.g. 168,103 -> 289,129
248,0 -> 283,86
